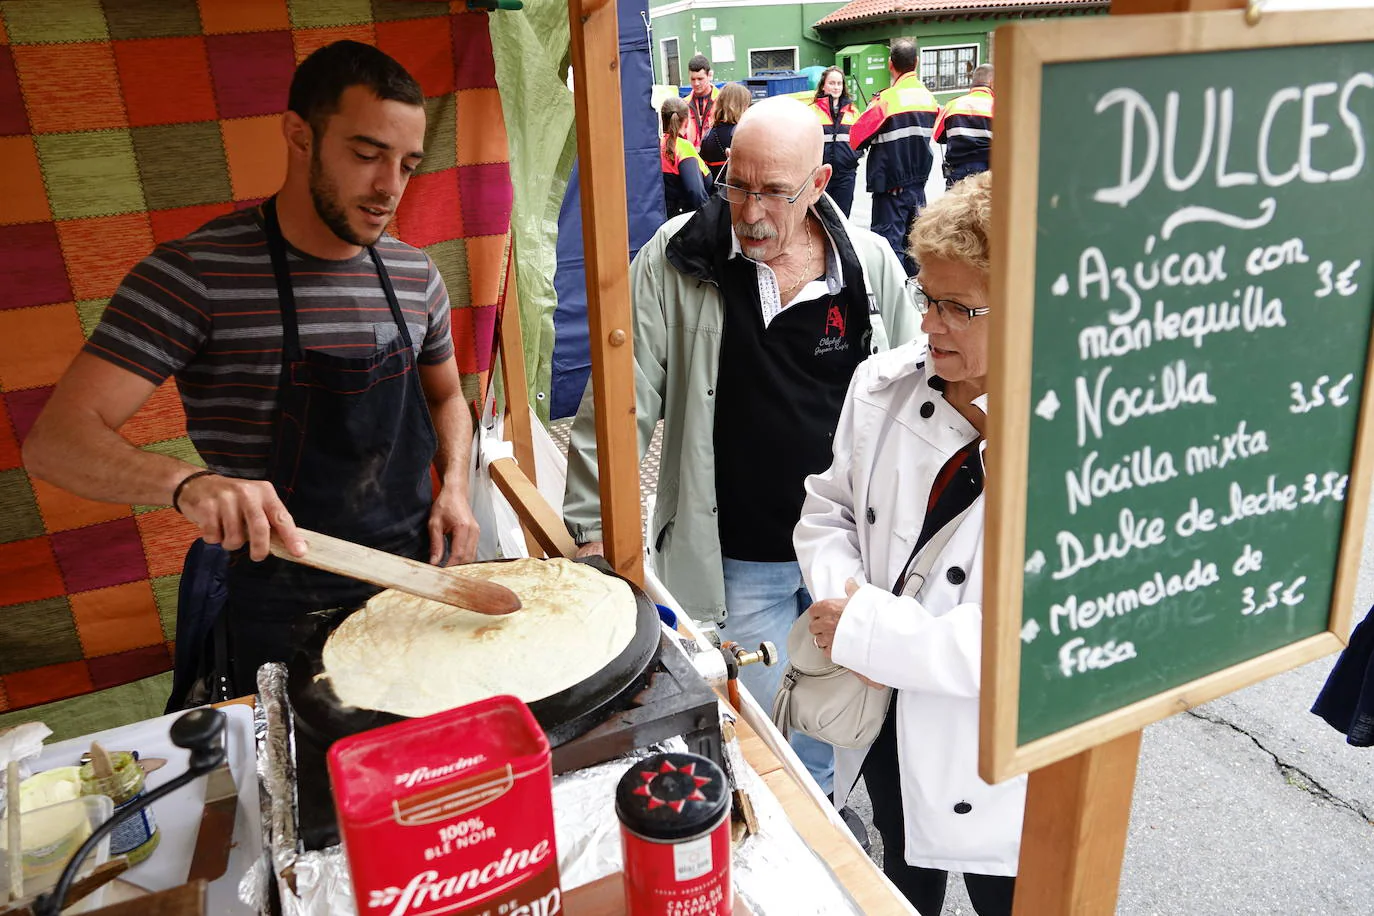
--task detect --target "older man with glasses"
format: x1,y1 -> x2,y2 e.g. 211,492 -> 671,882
564,97 -> 923,823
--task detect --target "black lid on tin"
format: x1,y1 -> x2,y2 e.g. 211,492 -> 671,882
615,752 -> 730,841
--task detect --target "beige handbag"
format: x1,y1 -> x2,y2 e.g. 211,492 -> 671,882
771,502 -> 976,748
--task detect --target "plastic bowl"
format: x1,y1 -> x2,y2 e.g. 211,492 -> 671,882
0,793 -> 114,912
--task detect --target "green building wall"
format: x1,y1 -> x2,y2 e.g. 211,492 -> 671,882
648,2 -> 847,84
822,9 -> 1105,100
649,3 -> 1106,102
842,21 -> 995,105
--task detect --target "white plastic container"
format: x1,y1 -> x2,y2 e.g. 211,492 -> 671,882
0,793 -> 114,912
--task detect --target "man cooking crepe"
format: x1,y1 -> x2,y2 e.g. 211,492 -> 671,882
23,41 -> 479,696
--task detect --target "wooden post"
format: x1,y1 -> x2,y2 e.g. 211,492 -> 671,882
490,457 -> 579,559
567,0 -> 645,586
497,241 -> 543,558
1008,6 -> 1247,915
1013,731 -> 1142,915
1112,0 -> 1244,12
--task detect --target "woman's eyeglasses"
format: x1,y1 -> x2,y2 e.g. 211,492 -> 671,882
905,277 -> 990,330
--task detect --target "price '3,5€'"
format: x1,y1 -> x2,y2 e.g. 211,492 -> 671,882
1290,374 -> 1354,415
1241,577 -> 1307,617
1301,472 -> 1349,506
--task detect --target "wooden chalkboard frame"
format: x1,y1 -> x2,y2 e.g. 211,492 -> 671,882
982,8 -> 1374,784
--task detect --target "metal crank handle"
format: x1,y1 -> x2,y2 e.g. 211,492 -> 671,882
731,641 -> 779,669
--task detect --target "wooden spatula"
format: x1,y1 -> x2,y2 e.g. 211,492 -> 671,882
268,528 -> 521,615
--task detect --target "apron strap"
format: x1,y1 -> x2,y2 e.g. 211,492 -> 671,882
367,245 -> 416,351
261,196 -> 414,361
262,198 -> 303,363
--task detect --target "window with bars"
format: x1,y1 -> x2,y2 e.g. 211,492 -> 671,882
662,37 -> 680,86
749,47 -> 798,75
920,45 -> 979,94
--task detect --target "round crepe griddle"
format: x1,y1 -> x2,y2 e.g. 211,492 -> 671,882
287,556 -> 661,751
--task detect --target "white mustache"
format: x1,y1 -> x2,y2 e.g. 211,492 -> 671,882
735,221 -> 777,242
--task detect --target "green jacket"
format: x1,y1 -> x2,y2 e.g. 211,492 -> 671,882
563,194 -> 922,625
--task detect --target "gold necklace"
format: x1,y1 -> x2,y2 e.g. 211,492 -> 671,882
780,220 -> 816,301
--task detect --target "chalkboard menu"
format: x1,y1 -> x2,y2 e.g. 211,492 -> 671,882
984,12 -> 1374,779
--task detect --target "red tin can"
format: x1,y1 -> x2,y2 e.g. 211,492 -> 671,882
328,695 -> 562,916
615,752 -> 732,916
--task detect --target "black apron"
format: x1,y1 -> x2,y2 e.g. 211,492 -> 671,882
223,198 -> 438,692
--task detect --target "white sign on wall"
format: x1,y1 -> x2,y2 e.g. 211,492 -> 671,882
701,17 -> 717,31
710,34 -> 735,63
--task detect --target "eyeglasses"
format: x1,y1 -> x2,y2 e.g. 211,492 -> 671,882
906,277 -> 990,330
718,166 -> 820,212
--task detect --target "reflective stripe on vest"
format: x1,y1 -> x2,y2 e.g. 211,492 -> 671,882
884,73 -> 939,117
676,136 -> 709,176
943,86 -> 994,119
812,99 -> 859,127
871,122 -> 934,143
934,87 -> 993,142
852,71 -> 938,191
935,86 -> 994,168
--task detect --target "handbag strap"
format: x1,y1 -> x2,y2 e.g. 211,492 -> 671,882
892,497 -> 979,598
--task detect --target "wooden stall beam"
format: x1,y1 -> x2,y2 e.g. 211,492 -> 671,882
490,457 -> 579,559
1013,730 -> 1142,916
497,241 -> 543,558
733,712 -> 918,914
567,0 -> 645,586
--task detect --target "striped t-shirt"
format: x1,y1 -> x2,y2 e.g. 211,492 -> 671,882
86,207 -> 454,480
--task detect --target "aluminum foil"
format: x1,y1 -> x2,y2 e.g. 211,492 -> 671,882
280,847 -> 355,916
723,723 -> 864,915
255,664 -> 864,915
549,708 -> 863,916
255,665 -> 300,887
550,737 -> 690,887
255,662 -> 335,914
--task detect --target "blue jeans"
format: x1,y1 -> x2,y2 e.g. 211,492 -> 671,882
826,168 -> 857,218
720,557 -> 836,794
871,184 -> 927,275
946,161 -> 988,189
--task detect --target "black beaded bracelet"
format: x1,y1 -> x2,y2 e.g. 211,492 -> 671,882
171,470 -> 217,514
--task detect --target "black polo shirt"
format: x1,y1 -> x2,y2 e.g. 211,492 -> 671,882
713,252 -> 869,561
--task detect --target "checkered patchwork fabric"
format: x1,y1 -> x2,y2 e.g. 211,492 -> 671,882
0,0 -> 514,711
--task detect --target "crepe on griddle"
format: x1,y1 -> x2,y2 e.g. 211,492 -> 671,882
321,558 -> 639,718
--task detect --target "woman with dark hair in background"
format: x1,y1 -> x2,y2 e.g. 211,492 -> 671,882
660,96 -> 711,217
699,83 -> 752,185
810,67 -> 860,217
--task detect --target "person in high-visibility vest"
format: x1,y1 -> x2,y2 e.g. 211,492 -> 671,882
684,53 -> 719,149
810,67 -> 860,217
850,38 -> 939,274
933,64 -> 994,189
660,96 -> 711,217
699,83 -> 752,185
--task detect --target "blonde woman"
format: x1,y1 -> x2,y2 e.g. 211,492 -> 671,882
795,172 -> 1025,916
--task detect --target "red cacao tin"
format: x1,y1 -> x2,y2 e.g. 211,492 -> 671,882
328,695 -> 562,916
615,752 -> 732,916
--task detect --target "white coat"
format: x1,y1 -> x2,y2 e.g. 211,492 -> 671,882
794,341 -> 1026,877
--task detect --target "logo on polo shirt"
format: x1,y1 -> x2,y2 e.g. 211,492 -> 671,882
826,303 -> 847,337
815,300 -> 851,357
